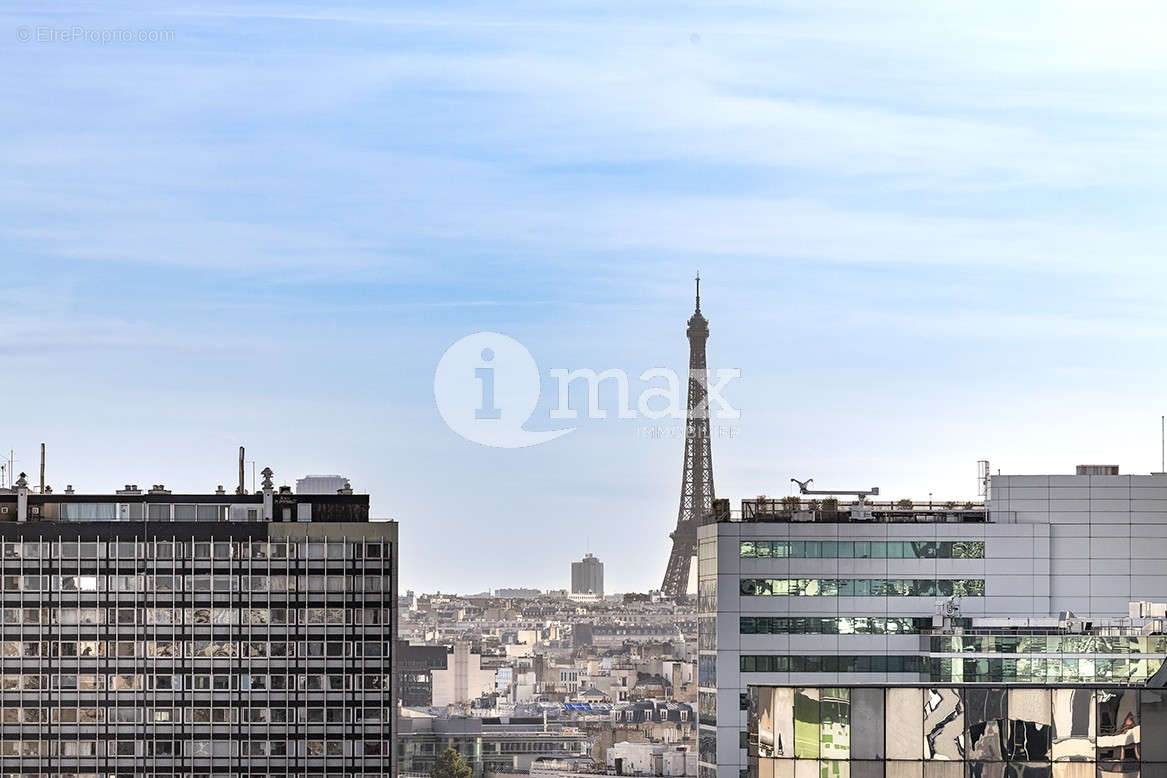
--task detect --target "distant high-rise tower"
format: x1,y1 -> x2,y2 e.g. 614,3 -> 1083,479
661,275 -> 715,597
571,553 -> 604,596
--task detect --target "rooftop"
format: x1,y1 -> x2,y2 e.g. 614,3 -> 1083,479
735,497 -> 986,524
0,470 -> 369,524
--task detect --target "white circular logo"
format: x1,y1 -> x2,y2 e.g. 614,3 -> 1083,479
433,332 -> 574,448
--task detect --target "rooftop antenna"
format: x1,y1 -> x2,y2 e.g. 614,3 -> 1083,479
1161,415 -> 1164,473
790,477 -> 879,500
39,443 -> 45,494
694,271 -> 701,312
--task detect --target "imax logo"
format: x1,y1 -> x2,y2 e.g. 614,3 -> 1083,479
434,332 -> 741,448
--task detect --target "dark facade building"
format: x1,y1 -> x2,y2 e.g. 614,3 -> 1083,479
396,640 -> 448,707
0,471 -> 397,777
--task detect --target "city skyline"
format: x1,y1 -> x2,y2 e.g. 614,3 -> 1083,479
5,1 -> 1167,594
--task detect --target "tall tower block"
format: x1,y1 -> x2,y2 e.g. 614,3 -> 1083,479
661,275 -> 716,597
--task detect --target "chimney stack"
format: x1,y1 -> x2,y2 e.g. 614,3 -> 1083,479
237,447 -> 246,495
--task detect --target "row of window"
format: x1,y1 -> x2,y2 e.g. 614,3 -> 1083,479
740,540 -> 985,560
741,655 -> 927,674
0,540 -> 385,560
0,574 -> 384,593
931,634 -> 1167,655
740,617 -> 952,635
740,578 -> 985,597
0,740 -> 392,758
748,686 -> 1153,762
0,606 -> 389,626
0,706 -> 392,724
0,639 -> 389,659
57,503 -> 233,521
0,673 -> 391,691
739,655 -> 1167,681
931,656 -> 1165,683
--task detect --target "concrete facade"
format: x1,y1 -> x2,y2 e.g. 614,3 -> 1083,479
431,641 -> 497,707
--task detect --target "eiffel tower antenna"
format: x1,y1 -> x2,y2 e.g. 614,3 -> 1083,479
661,275 -> 715,597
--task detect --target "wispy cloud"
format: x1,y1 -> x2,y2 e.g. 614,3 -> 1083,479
3,0 -> 1166,592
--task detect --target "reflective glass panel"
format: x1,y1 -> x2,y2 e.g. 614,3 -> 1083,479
885,688 -> 924,760
1052,689 -> 1094,761
820,688 -> 850,760
965,688 -> 1007,761
1006,689 -> 1052,761
924,687 -> 964,760
851,688 -> 884,760
1142,689 -> 1167,761
795,688 -> 821,759
1097,689 -> 1139,762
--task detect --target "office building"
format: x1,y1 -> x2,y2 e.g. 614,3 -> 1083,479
748,683 -> 1163,778
698,466 -> 1167,778
397,713 -> 590,777
0,468 -> 397,776
572,554 -> 604,597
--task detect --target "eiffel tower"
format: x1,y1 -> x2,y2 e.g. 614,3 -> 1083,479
661,274 -> 715,597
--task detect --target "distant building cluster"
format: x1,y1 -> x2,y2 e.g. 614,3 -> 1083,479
396,588 -> 699,777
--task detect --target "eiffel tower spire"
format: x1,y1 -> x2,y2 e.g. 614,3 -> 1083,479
661,275 -> 715,597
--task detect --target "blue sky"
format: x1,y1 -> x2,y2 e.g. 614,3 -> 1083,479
3,1 -> 1167,594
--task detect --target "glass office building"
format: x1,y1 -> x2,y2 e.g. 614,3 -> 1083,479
747,684 -> 1165,778
699,469 -> 1167,778
0,475 -> 397,777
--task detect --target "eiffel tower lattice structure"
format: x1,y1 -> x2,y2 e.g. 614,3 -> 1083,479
661,275 -> 715,598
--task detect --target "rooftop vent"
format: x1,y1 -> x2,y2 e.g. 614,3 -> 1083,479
215,485 -> 226,495
1076,465 -> 1119,476
116,484 -> 142,495
64,485 -> 74,495
148,484 -> 172,495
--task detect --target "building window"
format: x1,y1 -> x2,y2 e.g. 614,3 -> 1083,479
740,540 -> 985,559
740,578 -> 985,597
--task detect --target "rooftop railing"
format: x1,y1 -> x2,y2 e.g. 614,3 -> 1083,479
734,497 -> 986,524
